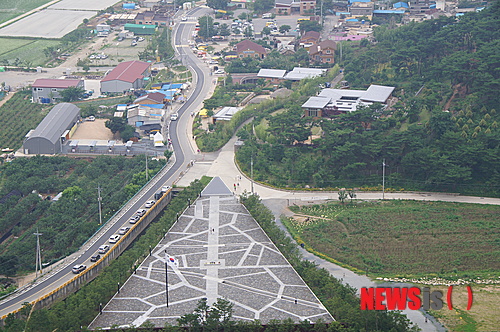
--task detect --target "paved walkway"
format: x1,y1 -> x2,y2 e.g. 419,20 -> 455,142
89,178 -> 333,328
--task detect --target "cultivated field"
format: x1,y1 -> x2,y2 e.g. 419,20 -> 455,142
48,0 -> 121,11
0,0 -> 52,24
0,37 -> 59,66
0,9 -> 96,38
0,90 -> 49,150
288,200 -> 500,276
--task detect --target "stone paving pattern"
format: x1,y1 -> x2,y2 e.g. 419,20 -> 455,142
89,179 -> 333,329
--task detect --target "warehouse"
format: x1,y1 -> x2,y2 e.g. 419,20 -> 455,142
123,23 -> 157,35
100,60 -> 151,93
23,103 -> 80,155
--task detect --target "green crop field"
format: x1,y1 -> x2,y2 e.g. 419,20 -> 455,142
288,200 -> 500,276
0,37 -> 59,66
0,0 -> 54,24
0,90 -> 50,150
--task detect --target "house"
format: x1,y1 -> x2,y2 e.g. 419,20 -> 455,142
300,0 -> 316,15
234,40 -> 267,60
275,0 -> 294,15
135,11 -> 169,26
127,104 -> 164,127
308,40 -> 337,64
299,31 -> 320,48
302,84 -> 395,117
32,79 -> 84,103
257,69 -> 286,83
133,92 -> 165,105
284,67 -> 327,80
100,60 -> 151,93
350,1 -> 374,18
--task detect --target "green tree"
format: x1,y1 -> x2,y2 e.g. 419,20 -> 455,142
218,23 -> 231,36
198,16 -> 216,40
253,0 -> 274,12
120,125 -> 136,142
59,86 -> 84,102
299,20 -> 322,33
207,0 -> 228,10
279,24 -> 291,34
262,26 -> 271,36
105,117 -> 127,134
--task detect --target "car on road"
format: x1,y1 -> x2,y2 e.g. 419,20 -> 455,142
145,200 -> 156,208
72,264 -> 86,274
109,234 -> 120,243
136,209 -> 147,217
170,113 -> 178,121
90,254 -> 101,262
98,245 -> 110,254
181,16 -> 187,21
118,227 -> 130,235
129,215 -> 140,224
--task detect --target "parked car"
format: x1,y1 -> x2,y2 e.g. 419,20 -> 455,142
90,254 -> 101,262
214,69 -> 225,74
72,264 -> 86,274
170,113 -> 178,121
118,227 -> 130,235
145,200 -> 156,208
87,116 -> 95,121
98,245 -> 110,254
130,215 -> 140,224
136,209 -> 147,217
109,234 -> 120,243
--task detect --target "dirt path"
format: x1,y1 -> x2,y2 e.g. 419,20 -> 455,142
0,92 -> 14,107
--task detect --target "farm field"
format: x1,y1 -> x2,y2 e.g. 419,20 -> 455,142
288,200 -> 500,276
0,37 -> 59,66
0,90 -> 49,150
0,0 -> 52,24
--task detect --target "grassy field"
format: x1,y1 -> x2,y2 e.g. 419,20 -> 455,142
428,285 -> 500,332
0,90 -> 50,150
288,200 -> 500,276
0,37 -> 59,66
0,0 -> 53,24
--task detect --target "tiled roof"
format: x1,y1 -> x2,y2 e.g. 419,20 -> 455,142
32,79 -> 82,89
101,60 -> 150,83
235,40 -> 267,54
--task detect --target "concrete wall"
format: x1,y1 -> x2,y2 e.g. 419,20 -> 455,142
30,189 -> 173,311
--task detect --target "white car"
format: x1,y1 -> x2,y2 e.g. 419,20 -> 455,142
109,234 -> 120,243
130,215 -> 140,224
98,245 -> 110,254
181,16 -> 187,21
145,200 -> 156,208
118,227 -> 130,235
72,264 -> 86,274
136,209 -> 147,217
214,69 -> 225,74
170,113 -> 178,121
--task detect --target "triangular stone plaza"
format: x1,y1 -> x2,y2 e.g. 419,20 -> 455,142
89,178 -> 333,328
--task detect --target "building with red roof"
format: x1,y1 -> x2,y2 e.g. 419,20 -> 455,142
100,60 -> 151,93
234,40 -> 267,60
32,79 -> 84,103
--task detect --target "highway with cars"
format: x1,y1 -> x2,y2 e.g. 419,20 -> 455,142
0,6 -> 211,319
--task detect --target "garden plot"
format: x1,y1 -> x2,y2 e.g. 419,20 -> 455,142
0,9 -> 96,38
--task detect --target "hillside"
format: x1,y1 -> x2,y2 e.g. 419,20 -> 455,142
235,4 -> 500,197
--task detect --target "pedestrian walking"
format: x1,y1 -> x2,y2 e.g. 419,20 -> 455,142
234,183 -> 237,190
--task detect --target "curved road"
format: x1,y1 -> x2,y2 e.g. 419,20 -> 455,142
0,7 -> 211,319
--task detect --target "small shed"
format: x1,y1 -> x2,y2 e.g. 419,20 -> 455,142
123,24 -> 157,35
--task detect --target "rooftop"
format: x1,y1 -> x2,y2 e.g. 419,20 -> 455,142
26,103 -> 80,144
235,39 -> 267,54
257,68 -> 286,79
102,60 -> 150,83
32,79 -> 82,89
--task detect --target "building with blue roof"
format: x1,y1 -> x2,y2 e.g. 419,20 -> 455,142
393,2 -> 409,9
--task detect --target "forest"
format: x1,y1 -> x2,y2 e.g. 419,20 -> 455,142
235,4 -> 500,197
0,155 -> 164,277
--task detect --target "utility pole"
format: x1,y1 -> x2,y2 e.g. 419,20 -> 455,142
145,153 -> 149,181
33,229 -> 43,277
382,159 -> 386,200
97,183 -> 102,225
251,155 -> 254,194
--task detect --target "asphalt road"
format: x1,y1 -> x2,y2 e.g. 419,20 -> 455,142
0,7 -> 211,318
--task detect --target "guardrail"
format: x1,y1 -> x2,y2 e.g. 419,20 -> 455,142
0,150 -> 178,319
